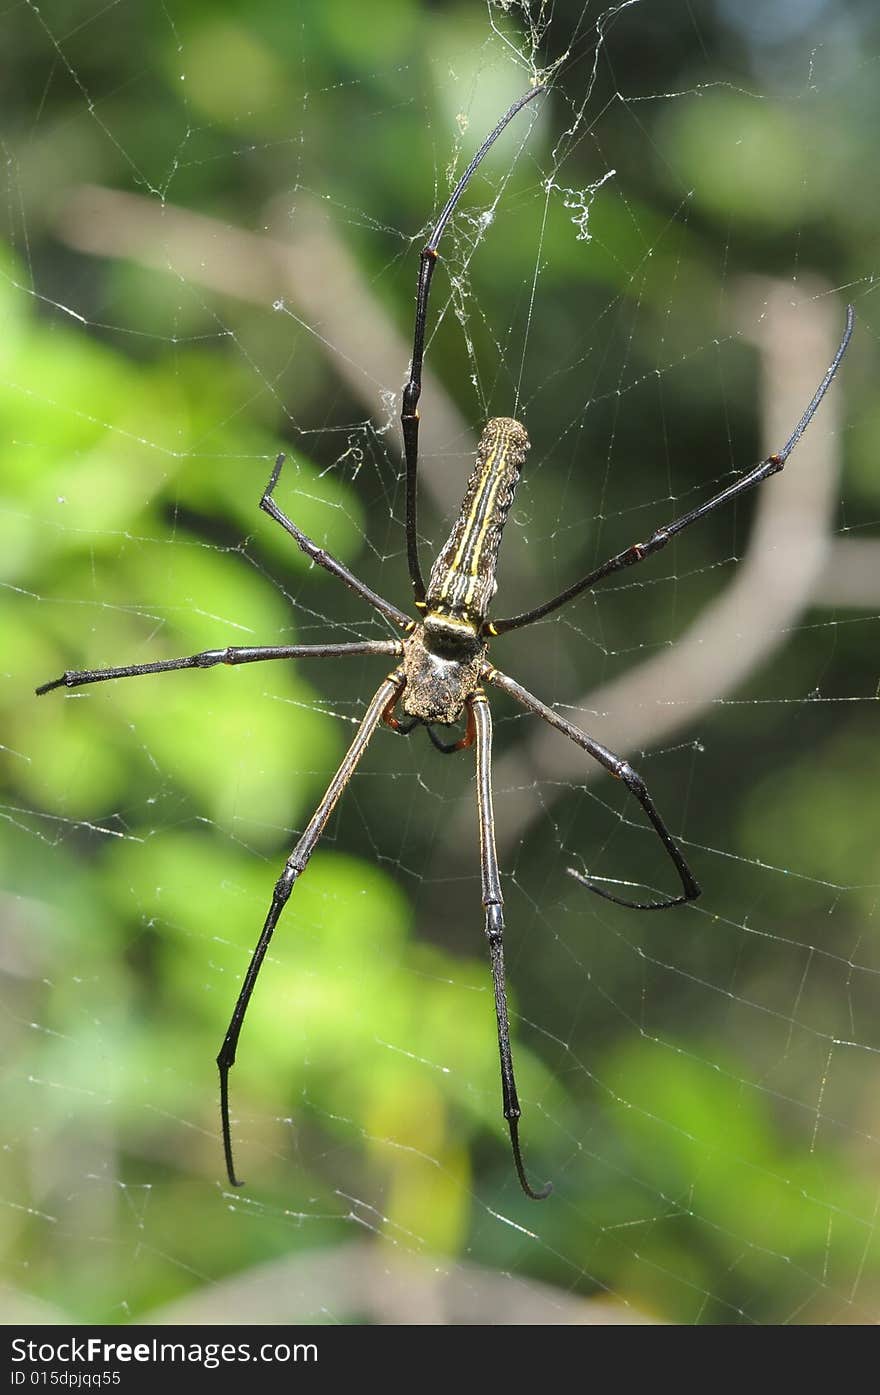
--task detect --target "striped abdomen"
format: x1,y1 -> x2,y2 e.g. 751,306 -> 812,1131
425,417 -> 529,628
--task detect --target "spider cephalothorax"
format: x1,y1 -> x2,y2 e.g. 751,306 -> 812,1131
399,623 -> 485,726
36,85 -> 852,1202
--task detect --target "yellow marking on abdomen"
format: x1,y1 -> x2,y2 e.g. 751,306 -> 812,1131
426,417 -> 529,622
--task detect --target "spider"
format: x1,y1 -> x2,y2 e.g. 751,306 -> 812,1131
37,86 -> 853,1201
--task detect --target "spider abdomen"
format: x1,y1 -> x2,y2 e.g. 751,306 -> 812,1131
425,417 -> 529,627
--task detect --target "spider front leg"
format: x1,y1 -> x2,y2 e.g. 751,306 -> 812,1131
400,85 -> 545,605
472,692 -> 551,1201
218,668 -> 404,1187
484,667 -> 700,911
36,641 -> 403,695
261,455 -> 411,631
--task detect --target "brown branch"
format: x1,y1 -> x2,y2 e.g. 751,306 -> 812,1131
57,184 -> 483,516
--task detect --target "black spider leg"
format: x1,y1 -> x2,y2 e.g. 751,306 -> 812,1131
472,692 -> 551,1200
388,713 -> 421,736
218,668 -> 405,1188
484,666 -> 701,912
425,725 -> 470,755
35,641 -> 404,695
488,304 -> 854,636
401,84 -> 546,606
382,693 -> 477,753
391,717 -> 462,753
262,455 -> 412,631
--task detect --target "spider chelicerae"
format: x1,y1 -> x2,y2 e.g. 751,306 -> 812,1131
37,86 -> 853,1200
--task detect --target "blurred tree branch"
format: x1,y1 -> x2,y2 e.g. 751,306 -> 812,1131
145,1238 -> 659,1325
58,184 -> 489,518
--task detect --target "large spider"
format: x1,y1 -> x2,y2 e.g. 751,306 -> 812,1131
37,87 -> 853,1200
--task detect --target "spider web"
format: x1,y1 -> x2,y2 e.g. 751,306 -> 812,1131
2,0 -> 879,1327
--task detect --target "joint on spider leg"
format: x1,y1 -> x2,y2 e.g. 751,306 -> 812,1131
272,861 -> 304,910
633,527 -> 670,561
682,871 -> 702,902
485,902 -> 504,943
401,386 -> 421,420
36,672 -> 71,695
192,648 -> 226,668
615,759 -> 644,795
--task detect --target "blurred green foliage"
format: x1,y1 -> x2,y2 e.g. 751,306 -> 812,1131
2,0 -> 879,1326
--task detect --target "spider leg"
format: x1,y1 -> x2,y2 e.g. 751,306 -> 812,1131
217,668 -> 404,1187
401,85 -> 545,607
386,713 -> 421,737
35,640 -> 404,695
472,692 -> 552,1201
382,693 -> 476,753
487,304 -> 854,636
424,713 -> 475,754
261,455 -> 412,631
385,714 -> 458,751
484,666 -> 701,911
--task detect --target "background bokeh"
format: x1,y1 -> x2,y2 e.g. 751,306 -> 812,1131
2,0 -> 879,1325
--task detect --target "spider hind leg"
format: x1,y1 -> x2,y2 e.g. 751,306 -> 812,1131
485,665 -> 701,912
